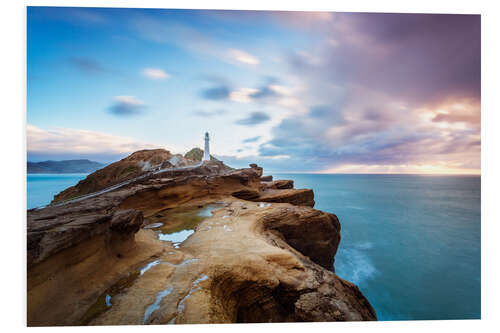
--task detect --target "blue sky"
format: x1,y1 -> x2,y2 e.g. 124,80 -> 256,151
27,7 -> 480,174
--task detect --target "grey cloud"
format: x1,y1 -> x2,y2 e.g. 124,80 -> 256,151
217,153 -> 329,173
242,136 -> 261,143
69,57 -> 108,74
249,76 -> 281,100
108,102 -> 145,117
201,85 -> 231,100
268,13 -> 480,171
255,99 -> 480,172
192,109 -> 227,117
308,105 -> 346,125
250,86 -> 278,99
432,113 -> 480,124
235,112 -> 271,126
289,13 -> 480,106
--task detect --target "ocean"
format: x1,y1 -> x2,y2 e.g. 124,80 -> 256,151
27,173 -> 88,209
27,173 -> 481,320
275,173 -> 481,321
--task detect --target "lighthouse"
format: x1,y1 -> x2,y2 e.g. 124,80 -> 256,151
203,132 -> 210,161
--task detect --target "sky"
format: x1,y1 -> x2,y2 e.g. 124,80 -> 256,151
27,7 -> 481,174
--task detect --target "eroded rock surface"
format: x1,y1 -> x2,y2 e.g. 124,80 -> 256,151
256,188 -> 315,207
261,179 -> 294,190
27,160 -> 376,326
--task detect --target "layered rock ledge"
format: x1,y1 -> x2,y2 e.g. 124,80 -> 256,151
27,161 -> 376,326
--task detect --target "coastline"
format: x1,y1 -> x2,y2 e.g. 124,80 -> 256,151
27,162 -> 377,325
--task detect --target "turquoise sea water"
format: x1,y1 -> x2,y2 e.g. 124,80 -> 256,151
27,173 -> 481,320
27,173 -> 88,209
275,173 -> 481,321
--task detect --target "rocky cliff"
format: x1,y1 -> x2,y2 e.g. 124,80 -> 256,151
27,159 -> 376,326
52,149 -> 196,203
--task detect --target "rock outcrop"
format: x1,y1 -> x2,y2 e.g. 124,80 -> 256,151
256,188 -> 315,207
261,179 -> 294,190
51,149 -> 200,203
27,159 -> 376,326
260,175 -> 273,182
52,149 -> 171,203
184,147 -> 218,161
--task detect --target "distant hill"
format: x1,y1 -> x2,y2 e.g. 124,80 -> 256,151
27,159 -> 105,174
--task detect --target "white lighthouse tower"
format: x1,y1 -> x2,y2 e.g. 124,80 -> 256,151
203,132 -> 210,161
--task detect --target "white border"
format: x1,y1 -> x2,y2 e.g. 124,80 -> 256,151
2,0 -> 499,332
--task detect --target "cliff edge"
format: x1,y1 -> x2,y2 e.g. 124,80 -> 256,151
27,156 -> 376,325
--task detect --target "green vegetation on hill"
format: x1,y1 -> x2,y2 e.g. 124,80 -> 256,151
184,148 -> 218,161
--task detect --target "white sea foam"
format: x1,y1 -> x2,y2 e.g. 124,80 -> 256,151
355,242 -> 374,250
336,247 -> 377,285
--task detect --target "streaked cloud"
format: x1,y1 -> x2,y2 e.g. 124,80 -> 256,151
69,57 -> 108,74
29,7 -> 109,25
27,124 -> 163,162
142,68 -> 170,80
28,9 -> 480,174
229,49 -> 259,65
192,109 -> 227,117
229,88 -> 259,103
244,12 -> 481,174
131,14 -> 261,68
322,163 -> 480,175
108,96 -> 146,116
250,79 -> 280,99
430,100 -> 481,125
242,136 -> 262,143
201,85 -> 231,100
235,112 -> 271,126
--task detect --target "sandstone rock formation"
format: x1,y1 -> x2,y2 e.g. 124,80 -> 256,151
260,175 -> 273,182
261,179 -> 294,190
52,149 -> 174,203
27,159 -> 376,326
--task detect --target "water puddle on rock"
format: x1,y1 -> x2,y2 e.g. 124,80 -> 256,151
143,204 -> 223,248
81,204 -> 223,324
143,287 -> 174,324
80,269 -> 141,324
80,258 -> 164,325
